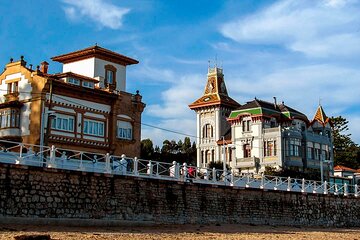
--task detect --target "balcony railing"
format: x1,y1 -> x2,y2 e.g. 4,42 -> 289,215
0,139 -> 357,197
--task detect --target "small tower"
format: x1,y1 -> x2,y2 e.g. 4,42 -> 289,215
189,67 -> 240,168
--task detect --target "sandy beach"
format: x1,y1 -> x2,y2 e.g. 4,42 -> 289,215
1,224 -> 360,240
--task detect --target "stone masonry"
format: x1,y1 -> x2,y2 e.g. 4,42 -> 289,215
0,162 -> 360,227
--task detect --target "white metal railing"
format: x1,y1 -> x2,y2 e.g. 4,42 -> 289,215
0,139 -> 357,197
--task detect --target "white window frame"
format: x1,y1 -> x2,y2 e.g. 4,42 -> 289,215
68,77 -> 80,85
83,119 -> 105,137
51,114 -> 75,132
117,120 -> 132,140
82,81 -> 94,89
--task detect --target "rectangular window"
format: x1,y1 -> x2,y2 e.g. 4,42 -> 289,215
242,120 -> 251,132
82,81 -> 94,89
68,78 -> 80,85
51,115 -> 75,132
243,144 -> 251,158
83,119 -> 104,137
7,82 -> 18,94
288,138 -> 301,157
264,140 -> 277,157
106,70 -> 114,84
117,120 -> 133,140
0,109 -> 20,128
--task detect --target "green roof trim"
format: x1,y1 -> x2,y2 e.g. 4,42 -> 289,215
229,108 -> 261,118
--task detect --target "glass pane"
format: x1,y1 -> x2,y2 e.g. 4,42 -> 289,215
99,123 -> 104,136
69,118 -> 74,131
57,118 -> 62,129
84,121 -> 88,133
62,119 -> 68,130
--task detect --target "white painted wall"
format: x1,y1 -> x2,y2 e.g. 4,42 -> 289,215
62,58 -> 127,91
63,58 -> 95,78
94,58 -> 126,91
0,73 -> 33,137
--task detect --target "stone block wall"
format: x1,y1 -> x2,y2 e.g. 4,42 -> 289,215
0,163 -> 360,227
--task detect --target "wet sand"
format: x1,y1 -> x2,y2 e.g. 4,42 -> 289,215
1,224 -> 360,240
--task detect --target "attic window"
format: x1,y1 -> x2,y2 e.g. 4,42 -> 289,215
82,81 -> 94,89
68,78 -> 80,85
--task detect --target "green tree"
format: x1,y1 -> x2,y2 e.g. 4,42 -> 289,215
140,139 -> 154,160
331,116 -> 360,168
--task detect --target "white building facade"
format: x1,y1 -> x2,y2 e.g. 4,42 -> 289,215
190,67 -> 334,175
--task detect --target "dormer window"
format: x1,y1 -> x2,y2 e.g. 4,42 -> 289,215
68,77 -> 80,85
105,64 -> 117,90
82,81 -> 94,89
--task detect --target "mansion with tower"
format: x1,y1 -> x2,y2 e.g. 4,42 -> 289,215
189,67 -> 333,175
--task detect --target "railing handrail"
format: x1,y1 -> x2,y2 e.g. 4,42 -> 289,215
0,139 -> 357,197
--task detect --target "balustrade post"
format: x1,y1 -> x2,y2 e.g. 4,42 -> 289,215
47,145 -> 56,168
156,162 -> 160,177
246,174 -> 250,188
134,157 -> 138,175
260,174 -> 264,189
79,152 -> 84,171
274,177 -> 278,190
301,178 -> 305,193
335,183 -> 338,195
147,161 -> 153,175
16,144 -> 23,164
120,154 -> 127,175
230,171 -> 234,186
324,181 -> 328,194
212,167 -> 216,183
344,183 -> 348,196
175,163 -> 180,180
182,163 -> 188,182
355,184 -> 358,197
105,153 -> 111,173
313,181 -> 317,194
287,177 -> 291,191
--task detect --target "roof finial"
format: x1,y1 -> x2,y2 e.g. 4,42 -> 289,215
95,42 -> 98,46
319,97 -> 322,106
215,54 -> 218,68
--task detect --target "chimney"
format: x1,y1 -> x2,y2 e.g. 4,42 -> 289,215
40,61 -> 49,74
273,97 -> 277,108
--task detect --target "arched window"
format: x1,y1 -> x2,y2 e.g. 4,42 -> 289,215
203,124 -> 213,139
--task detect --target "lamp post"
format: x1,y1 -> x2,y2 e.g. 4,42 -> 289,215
320,153 -> 331,184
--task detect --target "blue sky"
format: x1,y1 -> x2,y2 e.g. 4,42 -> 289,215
1,0 -> 360,146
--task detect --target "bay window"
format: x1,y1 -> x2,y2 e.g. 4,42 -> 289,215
0,109 -> 20,128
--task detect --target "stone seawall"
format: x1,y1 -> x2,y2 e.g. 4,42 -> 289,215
0,163 -> 359,227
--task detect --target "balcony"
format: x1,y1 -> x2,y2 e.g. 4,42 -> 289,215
4,92 -> 19,102
264,127 -> 279,134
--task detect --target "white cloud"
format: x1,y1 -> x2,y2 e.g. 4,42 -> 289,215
228,64 -> 360,118
62,0 -> 130,29
141,73 -> 204,146
220,0 -> 360,58
134,63 -> 177,84
146,74 -> 204,118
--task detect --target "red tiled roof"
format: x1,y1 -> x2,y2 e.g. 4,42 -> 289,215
334,165 -> 356,172
51,45 -> 138,66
